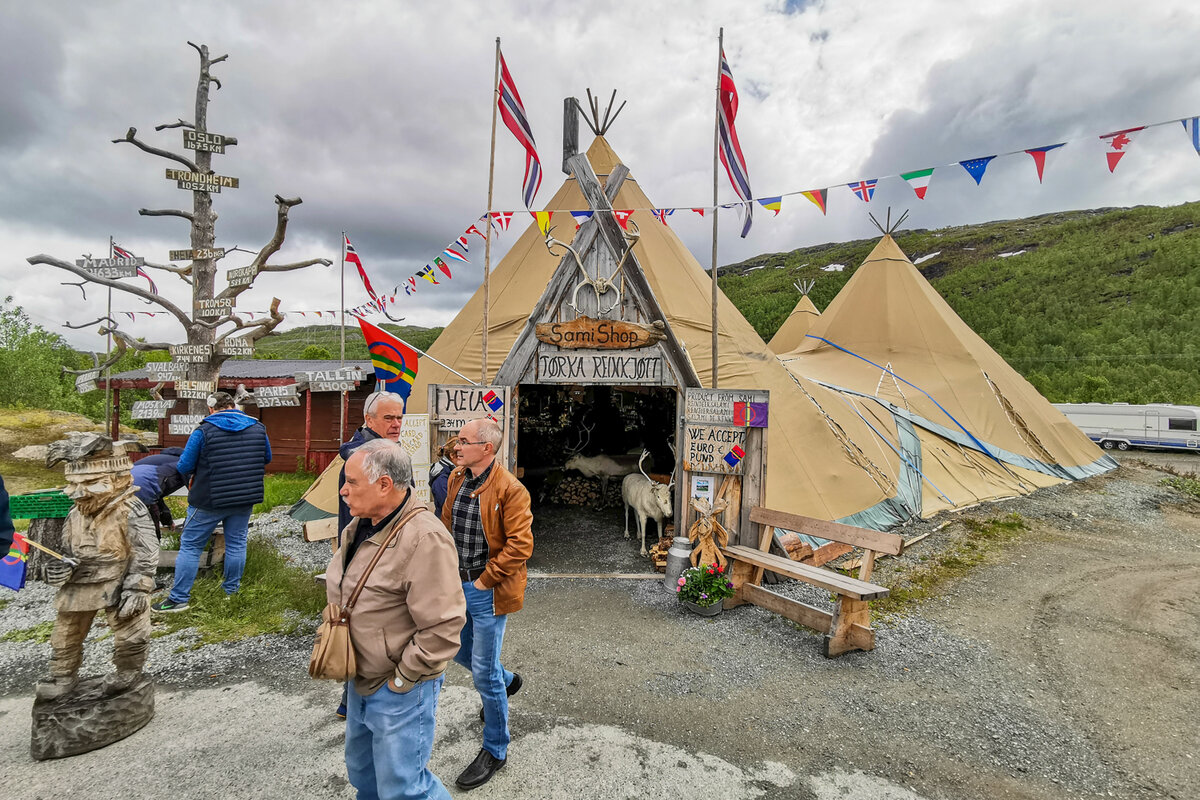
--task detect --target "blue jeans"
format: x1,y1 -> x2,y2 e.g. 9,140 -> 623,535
169,505 -> 251,603
453,581 -> 513,760
345,676 -> 450,800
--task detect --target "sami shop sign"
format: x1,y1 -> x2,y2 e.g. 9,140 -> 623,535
683,389 -> 769,476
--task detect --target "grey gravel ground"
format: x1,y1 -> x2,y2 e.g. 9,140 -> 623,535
0,462 -> 1195,799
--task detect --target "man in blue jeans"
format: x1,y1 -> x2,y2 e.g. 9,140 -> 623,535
152,392 -> 271,612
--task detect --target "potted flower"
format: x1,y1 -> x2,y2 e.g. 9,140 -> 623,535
675,562 -> 735,616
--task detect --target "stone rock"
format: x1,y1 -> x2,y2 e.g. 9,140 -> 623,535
11,444 -> 48,461
31,674 -> 155,760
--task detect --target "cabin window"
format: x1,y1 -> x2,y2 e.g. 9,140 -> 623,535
1167,418 -> 1197,431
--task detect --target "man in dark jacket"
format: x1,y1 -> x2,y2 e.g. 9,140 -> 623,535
337,391 -> 405,537
0,474 -> 14,555
130,447 -> 185,537
152,392 -> 271,612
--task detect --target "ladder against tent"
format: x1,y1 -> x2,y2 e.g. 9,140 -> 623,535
723,506 -> 904,657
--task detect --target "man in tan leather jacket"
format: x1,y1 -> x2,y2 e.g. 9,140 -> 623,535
441,417 -> 534,791
328,439 -> 464,800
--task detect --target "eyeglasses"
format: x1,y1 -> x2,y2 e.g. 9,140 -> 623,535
457,440 -> 490,447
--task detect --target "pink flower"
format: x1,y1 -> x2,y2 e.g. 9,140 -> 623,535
677,576 -> 686,586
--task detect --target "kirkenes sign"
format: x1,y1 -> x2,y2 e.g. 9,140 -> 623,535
164,168 -> 239,193
182,129 -> 229,154
168,414 -> 204,436
175,380 -> 217,400
169,248 -> 226,261
535,316 -> 666,350
75,257 -> 144,278
169,344 -> 214,362
196,298 -> 234,317
535,346 -> 668,385
225,265 -> 256,286
131,400 -> 176,419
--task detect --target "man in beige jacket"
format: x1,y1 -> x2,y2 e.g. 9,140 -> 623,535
328,438 -> 465,800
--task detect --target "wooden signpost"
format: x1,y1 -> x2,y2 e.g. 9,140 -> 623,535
164,168 -> 239,193
196,298 -> 234,317
74,370 -> 100,394
428,385 -> 513,469
535,345 -> 669,385
225,265 -> 255,286
167,414 -> 204,436
296,367 -> 362,393
131,400 -> 176,420
534,316 -> 666,350
169,344 -> 213,363
75,257 -> 143,279
175,380 -> 217,400
169,247 -> 225,261
182,129 -> 229,154
255,385 -> 301,407
218,338 -> 254,357
146,361 -> 187,380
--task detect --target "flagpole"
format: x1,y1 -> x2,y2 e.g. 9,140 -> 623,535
710,28 -> 723,389
339,230 -> 346,441
106,235 -> 114,435
482,37 -> 500,386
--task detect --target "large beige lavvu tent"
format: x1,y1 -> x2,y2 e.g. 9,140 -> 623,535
298,139 -> 1111,530
775,233 -> 1115,525
767,291 -> 820,354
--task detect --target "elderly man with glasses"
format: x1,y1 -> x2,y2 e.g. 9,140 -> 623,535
441,417 -> 533,791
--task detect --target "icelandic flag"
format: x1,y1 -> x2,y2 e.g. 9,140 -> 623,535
483,390 -> 504,413
0,532 -> 30,591
356,317 -> 419,400
1182,118 -> 1200,158
848,180 -> 878,203
723,445 -> 746,469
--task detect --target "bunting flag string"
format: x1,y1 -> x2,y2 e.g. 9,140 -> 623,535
900,168 -> 934,199
1100,127 -> 1145,173
959,156 -> 996,185
801,189 -> 828,215
848,180 -> 878,203
1182,118 -> 1200,158
1025,143 -> 1065,183
758,197 -> 782,216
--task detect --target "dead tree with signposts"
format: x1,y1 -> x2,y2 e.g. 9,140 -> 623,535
26,42 -> 331,420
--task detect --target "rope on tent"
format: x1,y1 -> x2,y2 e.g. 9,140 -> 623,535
983,371 -> 1056,465
841,393 -> 954,507
802,333 -> 1005,468
874,360 -> 912,411
787,372 -> 897,498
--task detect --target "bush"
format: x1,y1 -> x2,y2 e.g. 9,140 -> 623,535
675,563 -> 735,607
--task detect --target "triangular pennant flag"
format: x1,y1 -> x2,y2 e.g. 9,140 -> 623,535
417,265 -> 439,285
847,180 -> 878,203
434,257 -> 453,279
801,189 -> 828,215
490,211 -> 513,231
757,197 -> 782,216
404,284 -> 416,296
531,210 -> 553,235
454,235 -> 470,253
959,156 -> 996,185
1181,118 -> 1200,158
569,210 -> 593,225
1025,143 -> 1066,183
691,208 -> 706,217
1100,127 -> 1145,173
466,224 -> 486,240
652,208 -> 675,224
442,248 -> 468,264
900,168 -> 934,199
612,210 -> 634,229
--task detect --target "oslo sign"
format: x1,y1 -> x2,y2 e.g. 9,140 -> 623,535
182,130 -> 228,154
169,248 -> 226,261
164,168 -> 239,193
75,257 -> 143,279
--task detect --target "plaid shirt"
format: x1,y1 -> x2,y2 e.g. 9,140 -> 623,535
450,461 -> 494,571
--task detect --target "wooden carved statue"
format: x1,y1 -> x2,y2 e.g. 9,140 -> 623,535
687,497 -> 730,570
32,433 -> 158,759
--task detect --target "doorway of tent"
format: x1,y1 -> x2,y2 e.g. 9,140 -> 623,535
516,384 -> 677,576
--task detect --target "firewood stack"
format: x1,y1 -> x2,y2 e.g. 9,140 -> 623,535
547,476 -> 623,510
647,534 -> 671,572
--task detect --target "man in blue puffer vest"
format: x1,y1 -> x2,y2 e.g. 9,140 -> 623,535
152,392 -> 271,612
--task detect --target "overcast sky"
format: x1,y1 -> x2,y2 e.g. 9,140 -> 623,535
4,0 -> 1199,351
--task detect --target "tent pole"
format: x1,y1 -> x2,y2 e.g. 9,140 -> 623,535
482,37 -> 500,386
339,230 -> 346,442
710,28 -> 723,389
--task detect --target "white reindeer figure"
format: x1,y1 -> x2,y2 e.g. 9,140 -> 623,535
621,450 -> 674,556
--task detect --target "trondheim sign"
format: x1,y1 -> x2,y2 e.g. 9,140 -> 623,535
182,129 -> 228,154
226,265 -> 256,286
196,298 -> 234,317
169,248 -> 225,261
164,168 -> 239,193
169,344 -> 213,362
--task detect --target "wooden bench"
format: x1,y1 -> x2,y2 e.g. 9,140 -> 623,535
722,507 -> 904,657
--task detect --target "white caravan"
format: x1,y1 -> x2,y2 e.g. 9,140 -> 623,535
1053,403 -> 1200,453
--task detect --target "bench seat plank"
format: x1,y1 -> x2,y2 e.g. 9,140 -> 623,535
748,507 -> 904,556
722,545 -> 890,601
741,584 -> 833,633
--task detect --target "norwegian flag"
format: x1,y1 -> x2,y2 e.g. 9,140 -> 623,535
497,51 -> 542,209
848,179 -> 878,203
113,243 -> 158,296
345,235 -> 383,308
1100,127 -> 1145,173
717,48 -> 754,238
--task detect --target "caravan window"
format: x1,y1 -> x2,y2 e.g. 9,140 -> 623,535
1168,418 -> 1197,431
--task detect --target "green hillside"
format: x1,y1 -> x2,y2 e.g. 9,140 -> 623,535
718,203 -> 1200,405
253,323 -> 443,360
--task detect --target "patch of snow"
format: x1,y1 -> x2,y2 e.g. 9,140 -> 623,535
744,265 -> 765,272
821,263 -> 846,272
998,250 -> 1026,258
913,251 -> 941,265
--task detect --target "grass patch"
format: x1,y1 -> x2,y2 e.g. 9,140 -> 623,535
255,471 -> 316,515
874,513 -> 1027,617
0,597 -> 10,612
153,537 -> 325,646
1,619 -> 55,643
1160,475 -> 1200,501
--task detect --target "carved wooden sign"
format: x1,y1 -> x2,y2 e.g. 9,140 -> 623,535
175,379 -> 217,400
164,168 -> 239,192
168,414 -> 204,436
131,400 -> 176,419
296,367 -> 362,392
535,345 -> 669,385
146,361 -> 187,379
169,344 -> 213,363
255,384 -> 301,407
182,130 -> 228,154
169,248 -> 225,261
535,316 -> 666,350
225,265 -> 256,286
218,338 -> 254,357
75,257 -> 143,278
196,298 -> 234,317
74,370 -> 100,394
684,423 -> 748,475
683,389 -> 770,426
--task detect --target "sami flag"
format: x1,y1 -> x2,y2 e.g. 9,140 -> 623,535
723,445 -> 746,469
356,317 -> 419,400
483,390 -> 504,413
0,532 -> 30,591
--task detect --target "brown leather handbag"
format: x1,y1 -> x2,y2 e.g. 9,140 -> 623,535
309,506 -> 422,681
